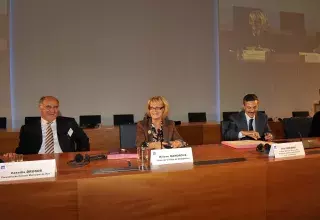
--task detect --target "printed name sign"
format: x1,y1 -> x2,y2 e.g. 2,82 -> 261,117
0,159 -> 56,182
150,147 -> 193,165
269,142 -> 305,159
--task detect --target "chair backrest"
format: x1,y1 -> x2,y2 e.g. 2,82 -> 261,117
113,114 -> 134,126
222,112 -> 239,121
119,124 -> 137,149
79,115 -> 101,128
282,117 -> 312,138
292,111 -> 309,117
188,112 -> 207,123
25,116 -> 41,125
0,117 -> 7,129
220,121 -> 231,141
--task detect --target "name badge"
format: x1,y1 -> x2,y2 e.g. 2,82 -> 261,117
150,147 -> 193,165
0,159 -> 56,182
269,142 -> 305,159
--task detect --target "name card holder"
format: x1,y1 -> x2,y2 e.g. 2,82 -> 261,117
269,142 -> 305,159
0,159 -> 56,182
150,147 -> 193,166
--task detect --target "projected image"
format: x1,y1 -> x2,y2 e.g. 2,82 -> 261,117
219,2 -> 320,63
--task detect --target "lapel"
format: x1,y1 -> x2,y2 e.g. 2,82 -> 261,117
143,118 -> 153,142
56,117 -> 64,150
162,119 -> 169,142
35,120 -> 43,147
240,111 -> 248,130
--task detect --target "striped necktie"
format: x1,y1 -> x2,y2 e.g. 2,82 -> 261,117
45,122 -> 54,154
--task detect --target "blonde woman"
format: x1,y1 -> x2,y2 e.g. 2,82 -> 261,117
136,96 -> 184,149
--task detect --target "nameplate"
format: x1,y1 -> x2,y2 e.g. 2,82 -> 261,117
269,142 -> 305,159
0,159 -> 56,182
299,52 -> 320,63
150,147 -> 193,165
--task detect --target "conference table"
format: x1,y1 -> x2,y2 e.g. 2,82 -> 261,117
0,143 -> 319,220
0,121 -> 284,154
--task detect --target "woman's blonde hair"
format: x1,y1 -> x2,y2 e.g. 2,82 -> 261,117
146,96 -> 169,119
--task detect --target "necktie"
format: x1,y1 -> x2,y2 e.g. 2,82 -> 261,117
249,119 -> 254,131
45,122 -> 54,154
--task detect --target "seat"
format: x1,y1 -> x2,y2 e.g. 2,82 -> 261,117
282,117 -> 312,139
0,117 -> 7,129
25,116 -> 41,125
309,111 -> 320,137
188,112 -> 207,123
119,124 -> 137,149
292,111 -> 309,117
79,115 -> 101,128
113,114 -> 134,126
220,121 -> 231,141
222,112 -> 239,121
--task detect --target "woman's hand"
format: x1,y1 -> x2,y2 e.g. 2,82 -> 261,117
148,142 -> 169,149
170,140 -> 183,148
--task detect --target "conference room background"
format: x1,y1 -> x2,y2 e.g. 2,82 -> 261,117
0,0 -> 319,129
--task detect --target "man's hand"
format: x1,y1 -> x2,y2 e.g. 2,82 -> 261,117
241,131 -> 261,140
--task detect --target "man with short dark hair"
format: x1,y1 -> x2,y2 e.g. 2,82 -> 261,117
14,96 -> 90,154
223,94 -> 273,141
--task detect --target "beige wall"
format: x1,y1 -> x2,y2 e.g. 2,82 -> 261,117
11,0 -> 218,128
0,0 -> 10,127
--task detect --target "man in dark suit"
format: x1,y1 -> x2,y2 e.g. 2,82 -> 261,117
224,94 -> 273,141
14,96 -> 90,155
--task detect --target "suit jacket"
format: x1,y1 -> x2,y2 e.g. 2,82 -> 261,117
135,117 -> 183,147
309,111 -> 320,137
223,111 -> 271,141
15,116 -> 90,154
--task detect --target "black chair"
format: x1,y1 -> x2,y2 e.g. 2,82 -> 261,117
119,124 -> 137,149
79,115 -> 101,128
282,117 -> 312,139
309,111 -> 320,137
220,121 -> 231,141
113,114 -> 134,126
292,111 -> 309,117
174,121 -> 181,126
25,116 -> 41,125
0,117 -> 7,129
222,112 -> 238,121
188,112 -> 207,123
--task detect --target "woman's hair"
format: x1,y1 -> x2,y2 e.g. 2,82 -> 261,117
146,96 -> 169,119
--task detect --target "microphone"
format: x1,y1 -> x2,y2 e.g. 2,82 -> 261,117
88,154 -> 107,161
298,132 -> 303,141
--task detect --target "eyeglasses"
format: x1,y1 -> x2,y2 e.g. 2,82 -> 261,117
44,105 -> 59,111
149,106 -> 164,111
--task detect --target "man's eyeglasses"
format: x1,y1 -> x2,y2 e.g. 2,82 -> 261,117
43,105 -> 59,111
149,106 -> 164,111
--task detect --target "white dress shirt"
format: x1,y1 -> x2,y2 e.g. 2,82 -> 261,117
238,113 -> 256,139
38,118 -> 63,154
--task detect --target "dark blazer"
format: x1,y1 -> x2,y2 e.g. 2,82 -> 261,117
223,111 -> 271,141
15,116 -> 90,155
135,117 -> 183,147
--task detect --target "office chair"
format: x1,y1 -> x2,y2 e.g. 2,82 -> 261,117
220,121 -> 231,141
292,111 -> 309,117
0,117 -> 7,129
113,114 -> 134,126
119,124 -> 137,149
25,116 -> 41,125
79,115 -> 101,128
188,112 -> 207,123
282,117 -> 312,139
222,112 -> 239,121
